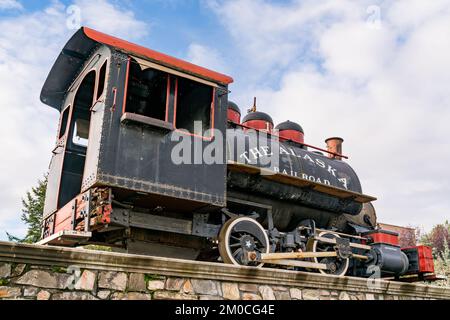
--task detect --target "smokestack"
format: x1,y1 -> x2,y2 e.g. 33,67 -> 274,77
325,137 -> 344,160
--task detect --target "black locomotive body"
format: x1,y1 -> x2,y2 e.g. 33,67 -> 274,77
38,27 -> 435,281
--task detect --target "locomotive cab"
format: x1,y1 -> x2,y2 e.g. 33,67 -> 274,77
40,27 -> 232,255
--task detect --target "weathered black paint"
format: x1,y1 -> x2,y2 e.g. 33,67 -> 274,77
225,129 -> 363,230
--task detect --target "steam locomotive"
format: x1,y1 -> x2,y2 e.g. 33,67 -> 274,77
38,27 -> 435,281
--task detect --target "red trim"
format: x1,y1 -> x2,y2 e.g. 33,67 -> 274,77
242,119 -> 273,132
165,75 -> 171,122
173,77 -> 178,124
210,88 -> 215,135
83,27 -> 233,85
122,58 -> 131,114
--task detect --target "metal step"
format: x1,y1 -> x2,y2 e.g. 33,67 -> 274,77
36,230 -> 92,246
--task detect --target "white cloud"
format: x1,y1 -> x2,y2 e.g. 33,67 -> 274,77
0,1 -> 148,239
73,0 -> 148,40
209,0 -> 450,231
0,0 -> 22,10
186,43 -> 228,74
207,0 -> 366,80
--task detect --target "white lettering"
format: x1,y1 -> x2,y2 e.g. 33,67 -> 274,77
315,158 -> 326,168
327,165 -> 337,177
280,146 -> 290,155
260,145 -> 273,156
250,147 -> 263,159
240,151 -> 251,163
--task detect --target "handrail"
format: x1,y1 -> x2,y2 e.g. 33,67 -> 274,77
227,120 -> 349,160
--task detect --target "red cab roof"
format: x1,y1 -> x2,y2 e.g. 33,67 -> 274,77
83,27 -> 233,85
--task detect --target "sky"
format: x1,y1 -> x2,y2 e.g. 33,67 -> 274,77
0,0 -> 449,240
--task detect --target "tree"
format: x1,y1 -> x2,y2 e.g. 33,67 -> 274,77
398,225 -> 419,247
433,237 -> 450,287
419,221 -> 450,287
7,175 -> 47,243
421,222 -> 450,259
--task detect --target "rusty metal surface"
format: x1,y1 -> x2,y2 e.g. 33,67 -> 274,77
325,137 -> 344,160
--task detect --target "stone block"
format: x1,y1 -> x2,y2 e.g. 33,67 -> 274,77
97,290 -> 111,299
165,277 -> 185,291
23,287 -> 39,297
147,280 -> 165,291
128,273 -> 147,292
182,280 -> 194,294
272,286 -> 288,291
52,292 -> 98,300
302,289 -> 320,300
74,270 -> 96,291
0,263 -> 11,278
259,285 -> 275,300
98,271 -> 127,291
290,288 -> 302,300
238,283 -> 258,292
338,292 -> 350,300
14,270 -> 70,289
37,290 -> 51,300
0,286 -> 21,298
191,279 -> 218,295
274,291 -> 290,300
111,292 -> 152,300
12,264 -> 26,277
153,291 -> 198,300
222,282 -> 240,300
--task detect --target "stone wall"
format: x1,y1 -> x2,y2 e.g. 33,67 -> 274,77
0,241 -> 449,300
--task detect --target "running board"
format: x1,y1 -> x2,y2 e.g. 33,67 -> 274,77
227,161 -> 377,203
36,230 -> 92,246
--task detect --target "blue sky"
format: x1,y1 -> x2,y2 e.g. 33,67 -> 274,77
1,0 -> 450,240
2,1 -> 229,58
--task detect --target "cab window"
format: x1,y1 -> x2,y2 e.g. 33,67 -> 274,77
96,60 -> 107,100
175,77 -> 214,137
58,106 -> 70,139
72,118 -> 90,147
124,59 -> 168,121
